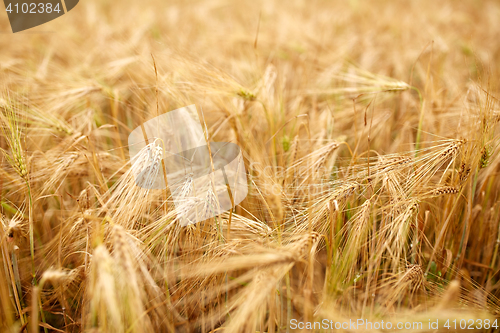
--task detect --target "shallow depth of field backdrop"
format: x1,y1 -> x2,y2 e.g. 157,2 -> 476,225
1,0 -> 500,332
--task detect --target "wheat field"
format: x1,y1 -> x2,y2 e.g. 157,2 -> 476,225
1,0 -> 500,332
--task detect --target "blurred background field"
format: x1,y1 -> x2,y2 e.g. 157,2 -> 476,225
1,0 -> 500,332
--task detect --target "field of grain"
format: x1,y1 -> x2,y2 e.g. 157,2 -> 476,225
1,0 -> 500,332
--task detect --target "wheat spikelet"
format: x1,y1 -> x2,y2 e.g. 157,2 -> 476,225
219,212 -> 272,237
312,141 -> 340,173
479,146 -> 491,169
376,155 -> 413,174
336,199 -> 371,283
85,245 -> 124,332
132,139 -> 163,189
286,231 -> 321,258
40,152 -> 80,194
431,186 -> 459,196
108,225 -> 156,332
1,211 -> 27,240
0,106 -> 28,180
440,139 -> 467,159
330,182 -> 358,202
201,186 -> 220,222
458,162 -> 471,184
40,268 -> 69,285
401,264 -> 424,285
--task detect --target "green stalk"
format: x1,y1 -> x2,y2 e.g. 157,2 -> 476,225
413,87 -> 424,155
26,180 -> 35,285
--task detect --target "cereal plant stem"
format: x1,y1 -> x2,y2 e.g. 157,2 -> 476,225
456,170 -> 478,269
26,180 -> 35,284
413,87 -> 424,155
